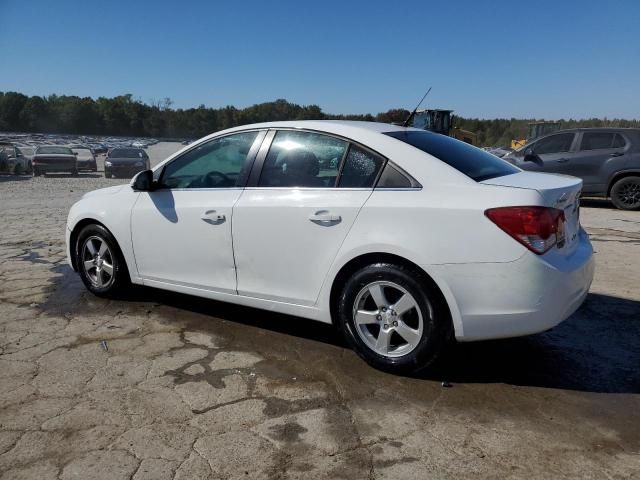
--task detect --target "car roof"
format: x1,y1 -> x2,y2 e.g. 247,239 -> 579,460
154,120 -> 477,187
221,120 -> 419,134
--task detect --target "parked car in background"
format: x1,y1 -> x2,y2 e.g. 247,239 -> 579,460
90,143 -> 108,154
71,146 -> 98,172
66,121 -> 594,374
32,146 -> 78,176
504,128 -> 640,210
104,147 -> 150,178
0,142 -> 32,174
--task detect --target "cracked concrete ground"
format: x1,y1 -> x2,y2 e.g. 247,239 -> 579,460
0,143 -> 639,479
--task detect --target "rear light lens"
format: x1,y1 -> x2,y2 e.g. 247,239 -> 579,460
485,206 -> 566,254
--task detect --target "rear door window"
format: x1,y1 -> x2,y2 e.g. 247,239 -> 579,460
384,130 -> 518,182
612,133 -> 626,148
533,133 -> 575,154
259,130 -> 347,188
579,132 -> 618,151
337,145 -> 384,188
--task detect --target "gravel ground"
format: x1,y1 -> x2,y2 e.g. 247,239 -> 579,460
0,142 -> 638,479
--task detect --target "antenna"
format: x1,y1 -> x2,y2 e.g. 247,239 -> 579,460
402,87 -> 432,127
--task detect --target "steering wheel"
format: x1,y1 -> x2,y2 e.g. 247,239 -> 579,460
202,170 -> 231,188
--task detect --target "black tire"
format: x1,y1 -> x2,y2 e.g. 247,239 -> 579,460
75,224 -> 131,298
336,263 -> 452,374
610,176 -> 640,210
72,169 -> 79,176
33,168 -> 41,177
26,161 -> 33,175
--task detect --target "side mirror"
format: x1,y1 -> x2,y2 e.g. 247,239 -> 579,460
523,148 -> 537,162
73,151 -> 78,155
131,169 -> 154,191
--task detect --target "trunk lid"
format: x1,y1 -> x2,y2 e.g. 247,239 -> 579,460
481,171 -> 583,253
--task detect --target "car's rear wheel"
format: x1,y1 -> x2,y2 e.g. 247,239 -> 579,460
611,176 -> 640,210
336,263 -> 451,374
75,224 -> 130,297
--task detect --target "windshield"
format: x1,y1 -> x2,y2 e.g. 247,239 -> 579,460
37,146 -> 73,155
385,130 -> 519,182
110,148 -> 144,158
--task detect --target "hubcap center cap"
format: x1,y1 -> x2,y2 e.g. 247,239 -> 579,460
381,308 -> 398,327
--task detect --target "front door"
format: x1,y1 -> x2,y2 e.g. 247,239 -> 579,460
522,132 -> 578,174
131,130 -> 264,293
233,130 -> 384,306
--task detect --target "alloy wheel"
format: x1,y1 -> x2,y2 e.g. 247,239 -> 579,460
352,281 -> 426,358
81,236 -> 115,288
617,181 -> 640,208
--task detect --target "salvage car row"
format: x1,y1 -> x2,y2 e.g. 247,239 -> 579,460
0,141 -> 150,178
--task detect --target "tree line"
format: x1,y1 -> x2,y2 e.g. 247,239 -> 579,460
1,91 -> 638,147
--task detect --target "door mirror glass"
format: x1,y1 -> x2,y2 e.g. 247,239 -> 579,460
523,147 -> 537,162
131,169 -> 154,191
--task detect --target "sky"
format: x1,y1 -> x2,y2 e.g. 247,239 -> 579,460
1,0 -> 639,119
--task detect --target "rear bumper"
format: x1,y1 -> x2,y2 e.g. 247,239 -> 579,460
428,231 -> 595,341
34,161 -> 76,172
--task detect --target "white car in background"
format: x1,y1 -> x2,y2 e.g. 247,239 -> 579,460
66,121 -> 594,373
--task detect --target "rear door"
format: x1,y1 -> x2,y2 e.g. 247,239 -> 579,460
571,131 -> 628,193
232,129 -> 384,306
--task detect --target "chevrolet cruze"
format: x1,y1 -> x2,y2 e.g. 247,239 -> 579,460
66,121 -> 594,373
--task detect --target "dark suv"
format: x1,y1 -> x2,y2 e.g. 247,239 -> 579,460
504,128 -> 640,210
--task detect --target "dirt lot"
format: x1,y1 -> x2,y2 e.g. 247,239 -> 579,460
0,142 -> 638,479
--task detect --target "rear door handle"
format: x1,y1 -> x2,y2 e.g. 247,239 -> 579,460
309,210 -> 341,225
557,158 -> 569,163
610,152 -> 624,157
201,209 -> 226,224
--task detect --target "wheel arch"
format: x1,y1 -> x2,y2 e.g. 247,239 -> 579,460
607,170 -> 640,197
69,218 -> 116,272
328,252 -> 460,336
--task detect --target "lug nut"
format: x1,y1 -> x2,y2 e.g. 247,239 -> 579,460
392,321 -> 398,327
383,324 -> 389,329
376,315 -> 382,321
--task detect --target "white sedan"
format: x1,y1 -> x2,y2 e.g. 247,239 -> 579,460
66,121 -> 594,373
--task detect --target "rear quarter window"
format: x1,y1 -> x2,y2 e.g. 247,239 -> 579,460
384,131 -> 519,182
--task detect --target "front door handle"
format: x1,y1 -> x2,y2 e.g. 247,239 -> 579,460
610,152 -> 624,157
309,210 -> 342,225
201,210 -> 226,224
557,158 -> 569,163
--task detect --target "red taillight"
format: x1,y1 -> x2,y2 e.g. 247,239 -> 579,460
485,206 -> 566,254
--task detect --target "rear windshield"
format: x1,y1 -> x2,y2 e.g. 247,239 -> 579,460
385,131 -> 519,182
109,148 -> 144,158
37,146 -> 73,155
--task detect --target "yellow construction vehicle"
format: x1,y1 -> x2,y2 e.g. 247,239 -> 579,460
411,109 -> 477,145
511,121 -> 561,149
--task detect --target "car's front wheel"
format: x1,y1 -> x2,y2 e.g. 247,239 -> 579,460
75,224 -> 130,297
611,176 -> 640,210
336,263 -> 451,374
